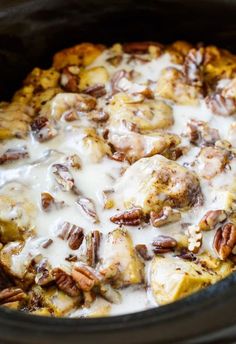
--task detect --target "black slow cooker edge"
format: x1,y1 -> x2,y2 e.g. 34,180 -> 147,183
0,0 -> 236,343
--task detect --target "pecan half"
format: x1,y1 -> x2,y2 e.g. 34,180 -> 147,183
186,119 -> 220,147
84,84 -> 106,98
76,196 -> 99,223
187,225 -> 203,253
152,235 -> 177,254
110,69 -> 130,94
0,146 -> 29,165
52,268 -> 80,297
72,265 -> 99,291
150,207 -> 181,227
214,223 -> 236,260
110,208 -> 143,226
123,41 -> 163,54
184,48 -> 204,87
52,164 -> 74,191
60,65 -> 80,92
0,287 -> 26,305
86,230 -> 102,266
199,210 -> 227,231
135,244 -> 152,261
31,116 -> 57,142
35,259 -> 54,286
58,222 -> 84,250
206,93 -> 236,116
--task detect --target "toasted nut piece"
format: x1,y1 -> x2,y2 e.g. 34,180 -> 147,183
52,268 -> 81,297
99,228 -> 144,288
76,196 -> 99,223
184,48 -> 204,87
199,210 -> 227,231
66,154 -> 81,169
52,164 -> 74,191
115,155 -> 202,214
79,66 -> 109,91
110,208 -> 143,226
0,287 -> 26,305
0,146 -> 29,165
60,65 -> 80,92
214,223 -> 236,260
186,119 -> 220,147
58,222 -> 84,250
123,41 -> 163,54
186,225 -> 203,253
135,244 -> 152,261
72,265 -> 99,291
53,43 -> 105,70
152,235 -> 177,254
86,230 -> 102,267
31,116 -> 57,142
156,68 -> 201,105
83,84 -> 106,98
206,93 -> 236,116
196,146 -> 229,179
150,207 -> 181,227
41,192 -> 55,211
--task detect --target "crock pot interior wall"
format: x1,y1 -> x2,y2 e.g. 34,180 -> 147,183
1,0 -> 236,100
1,1 -> 236,343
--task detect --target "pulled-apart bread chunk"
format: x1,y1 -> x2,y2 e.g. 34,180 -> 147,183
115,155 -> 202,213
99,228 -> 144,288
108,131 -> 181,163
150,255 -> 232,305
106,92 -> 174,132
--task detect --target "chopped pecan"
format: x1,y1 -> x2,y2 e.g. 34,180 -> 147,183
110,208 -> 143,226
72,265 -> 99,291
111,151 -> 126,162
107,55 -> 122,66
110,69 -> 130,94
84,84 -> 106,98
66,154 -> 81,169
0,146 -> 29,165
90,110 -> 109,123
135,244 -> 152,261
150,207 -> 181,227
35,259 -> 54,286
65,254 -> 78,262
123,41 -> 163,54
60,65 -> 80,92
64,110 -> 79,121
52,268 -> 80,297
58,222 -> 84,250
214,223 -> 236,260
184,48 -> 204,87
41,238 -> 53,249
206,93 -> 236,116
187,225 -> 203,253
41,192 -> 65,211
152,235 -> 177,254
31,116 -> 57,142
199,210 -> 227,231
76,196 -> 99,223
86,230 -> 102,266
0,287 -> 26,305
186,119 -> 220,146
52,164 -> 74,191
